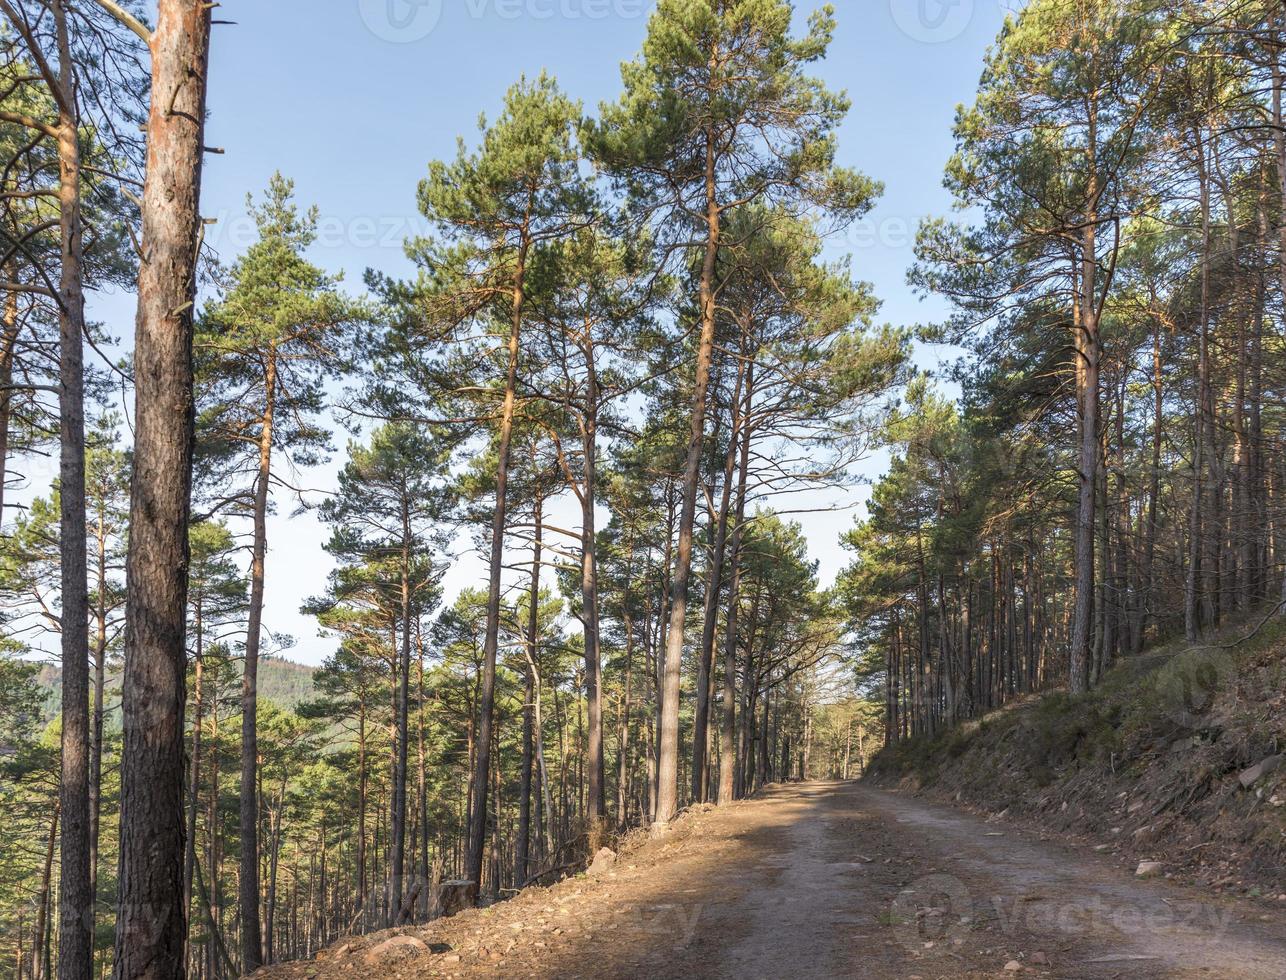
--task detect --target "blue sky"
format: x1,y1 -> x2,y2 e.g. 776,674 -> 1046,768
90,0 -> 1010,665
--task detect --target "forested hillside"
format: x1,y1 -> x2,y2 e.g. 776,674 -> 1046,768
31,656 -> 315,721
841,0 -> 1286,743
0,1 -> 1283,979
870,613 -> 1286,900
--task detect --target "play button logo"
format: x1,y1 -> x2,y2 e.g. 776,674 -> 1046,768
359,0 -> 444,43
890,0 -> 974,44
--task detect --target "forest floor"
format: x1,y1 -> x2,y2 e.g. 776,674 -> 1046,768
256,780 -> 1286,980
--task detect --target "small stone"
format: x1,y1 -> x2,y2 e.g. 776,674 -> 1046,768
365,935 -> 428,964
1004,960 -> 1023,972
1239,755 -> 1283,789
1136,861 -> 1164,878
588,846 -> 618,877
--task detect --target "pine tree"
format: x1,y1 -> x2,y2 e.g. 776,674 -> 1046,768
405,72 -> 588,892
589,0 -> 879,825
912,0 -> 1168,692
526,222 -> 652,845
183,520 -> 247,961
319,424 -> 449,922
195,173 -> 360,970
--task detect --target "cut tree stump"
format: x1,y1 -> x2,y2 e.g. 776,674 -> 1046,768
434,880 -> 478,918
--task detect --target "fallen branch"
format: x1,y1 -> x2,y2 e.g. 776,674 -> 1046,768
1195,600 -> 1286,652
521,861 -> 581,889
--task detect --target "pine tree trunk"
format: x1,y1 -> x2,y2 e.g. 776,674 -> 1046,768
389,495 -> 412,920
33,806 -> 57,980
651,492 -> 675,821
240,349 -> 277,970
115,4 -> 211,976
207,697 -> 221,980
1112,377 -> 1130,664
1250,170 -> 1269,601
468,231 -> 529,888
1186,135 -> 1212,642
581,340 -> 605,847
693,357 -> 745,803
183,602 -> 204,960
357,705 -> 367,918
1136,315 -> 1163,653
1070,225 -> 1100,693
51,2 -> 93,970
718,362 -> 752,805
416,623 -> 430,916
657,127 -> 722,826
616,603 -> 635,827
1271,58 -> 1286,607
265,791 -> 283,958
0,279 -> 18,528
89,509 -> 108,916
534,668 -> 554,860
518,487 -> 542,882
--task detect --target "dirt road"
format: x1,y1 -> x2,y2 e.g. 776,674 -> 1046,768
268,781 -> 1286,979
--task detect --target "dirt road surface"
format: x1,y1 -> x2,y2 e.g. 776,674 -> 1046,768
264,781 -> 1286,979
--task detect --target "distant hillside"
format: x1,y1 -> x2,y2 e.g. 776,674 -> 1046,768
256,654 -> 318,707
35,653 -> 317,723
